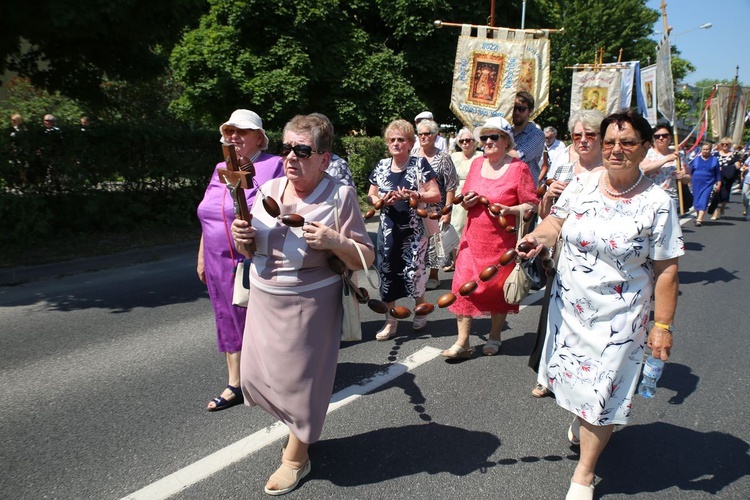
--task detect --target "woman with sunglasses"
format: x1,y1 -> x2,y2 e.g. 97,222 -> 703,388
367,119 -> 441,340
197,109 -> 284,412
441,116 -> 538,359
518,110 -> 683,500
448,127 -> 482,269
712,138 -> 742,219
529,110 -> 605,398
689,143 -> 722,226
537,110 -> 605,220
640,123 -> 691,210
231,114 -> 374,495
416,118 -> 458,293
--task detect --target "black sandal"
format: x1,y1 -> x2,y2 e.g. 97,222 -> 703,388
207,385 -> 244,412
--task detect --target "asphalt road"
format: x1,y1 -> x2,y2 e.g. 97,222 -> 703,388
1,201 -> 749,500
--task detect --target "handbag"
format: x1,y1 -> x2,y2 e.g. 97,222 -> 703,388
430,221 -> 460,259
333,189 -> 377,342
232,259 -> 251,307
503,208 -> 532,305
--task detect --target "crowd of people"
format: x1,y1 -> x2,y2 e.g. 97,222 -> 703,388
194,96 -> 749,498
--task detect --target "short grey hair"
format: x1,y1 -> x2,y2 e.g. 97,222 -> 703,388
416,119 -> 439,136
567,109 -> 605,135
543,126 -> 557,135
456,127 -> 474,141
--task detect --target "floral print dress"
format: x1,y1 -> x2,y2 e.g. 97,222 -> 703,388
369,156 -> 436,302
538,171 -> 684,426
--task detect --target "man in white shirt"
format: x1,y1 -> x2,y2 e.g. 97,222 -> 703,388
412,111 -> 447,154
543,126 -> 567,172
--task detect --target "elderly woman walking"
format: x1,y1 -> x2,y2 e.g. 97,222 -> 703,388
518,109 -> 684,500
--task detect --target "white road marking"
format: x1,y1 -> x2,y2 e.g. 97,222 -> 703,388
120,346 -> 442,500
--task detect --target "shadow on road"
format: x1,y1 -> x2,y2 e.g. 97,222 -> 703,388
598,422 -> 750,496
679,267 -> 740,286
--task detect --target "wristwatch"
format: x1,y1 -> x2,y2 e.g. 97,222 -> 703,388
653,321 -> 674,333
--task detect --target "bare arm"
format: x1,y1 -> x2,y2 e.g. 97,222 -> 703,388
648,258 -> 679,360
516,215 -> 564,259
197,235 -> 206,284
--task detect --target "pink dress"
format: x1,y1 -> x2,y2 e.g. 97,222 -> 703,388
449,156 -> 538,316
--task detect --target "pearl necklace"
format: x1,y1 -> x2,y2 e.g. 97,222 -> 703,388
602,171 -> 643,197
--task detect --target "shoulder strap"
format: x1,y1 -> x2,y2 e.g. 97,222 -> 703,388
334,187 -> 378,288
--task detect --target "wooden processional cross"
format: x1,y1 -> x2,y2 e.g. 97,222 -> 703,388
218,144 -> 257,253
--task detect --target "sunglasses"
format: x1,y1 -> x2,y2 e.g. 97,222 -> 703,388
479,134 -> 504,142
602,138 -> 644,151
458,138 -> 474,144
417,132 -> 434,137
280,143 -> 325,158
572,131 -> 598,142
720,143 -> 731,146
653,133 -> 670,140
514,105 -> 528,112
388,137 -> 406,143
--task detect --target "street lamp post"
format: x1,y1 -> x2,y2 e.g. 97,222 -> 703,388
655,22 -> 712,39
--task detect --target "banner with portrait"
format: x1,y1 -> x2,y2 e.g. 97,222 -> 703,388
450,25 -> 550,128
710,84 -> 750,144
656,36 -> 675,124
569,68 -> 623,116
640,64 -> 658,126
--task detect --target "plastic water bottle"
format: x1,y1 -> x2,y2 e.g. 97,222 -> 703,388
638,356 -> 665,399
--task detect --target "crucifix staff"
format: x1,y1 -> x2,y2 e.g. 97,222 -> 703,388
219,143 -> 256,254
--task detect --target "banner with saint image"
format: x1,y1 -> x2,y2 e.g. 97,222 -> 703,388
640,64 -> 658,126
569,68 -> 623,116
710,85 -> 750,144
450,25 -> 550,128
655,36 -> 675,124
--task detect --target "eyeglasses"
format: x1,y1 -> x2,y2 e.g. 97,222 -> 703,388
280,143 -> 325,158
480,134 -> 503,142
388,137 -> 406,143
653,133 -> 670,140
458,138 -> 474,144
223,127 -> 251,136
602,138 -> 644,151
572,131 -> 598,142
720,142 -> 731,147
417,132 -> 433,137
514,105 -> 528,112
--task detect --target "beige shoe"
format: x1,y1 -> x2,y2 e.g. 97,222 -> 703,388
565,480 -> 594,500
375,319 -> 398,341
567,417 -> 581,445
264,460 -> 311,496
441,344 -> 472,359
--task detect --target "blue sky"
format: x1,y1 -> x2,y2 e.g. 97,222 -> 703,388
646,0 -> 749,87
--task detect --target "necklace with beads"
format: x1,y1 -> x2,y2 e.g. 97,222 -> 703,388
602,171 -> 643,197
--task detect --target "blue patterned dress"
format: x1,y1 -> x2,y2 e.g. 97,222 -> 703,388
369,156 -> 436,302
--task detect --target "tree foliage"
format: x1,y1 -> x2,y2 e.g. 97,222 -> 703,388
0,0 -> 205,110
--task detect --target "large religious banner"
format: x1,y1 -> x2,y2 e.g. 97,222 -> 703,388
450,25 -> 550,128
640,64 -> 658,126
570,66 -> 624,116
655,35 -> 675,124
710,84 -> 750,144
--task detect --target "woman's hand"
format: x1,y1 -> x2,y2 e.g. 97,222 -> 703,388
302,221 -> 343,250
546,180 -> 569,199
197,260 -> 206,284
231,219 -> 255,257
647,327 -> 673,361
461,191 -> 480,208
516,234 -> 544,259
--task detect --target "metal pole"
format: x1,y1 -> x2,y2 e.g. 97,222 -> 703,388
521,0 -> 527,29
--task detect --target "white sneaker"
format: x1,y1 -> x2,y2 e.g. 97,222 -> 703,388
425,279 -> 440,290
413,316 -> 428,331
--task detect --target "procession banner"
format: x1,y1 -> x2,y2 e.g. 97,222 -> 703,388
640,64 -> 658,126
710,84 -> 750,144
450,25 -> 550,128
655,35 -> 675,124
569,66 -> 623,116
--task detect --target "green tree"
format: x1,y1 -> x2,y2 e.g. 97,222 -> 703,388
0,0 -> 205,110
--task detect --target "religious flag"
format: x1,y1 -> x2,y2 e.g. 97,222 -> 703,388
569,65 -> 624,116
640,64 -> 658,126
655,35 -> 675,124
450,24 -> 550,128
710,84 -> 750,144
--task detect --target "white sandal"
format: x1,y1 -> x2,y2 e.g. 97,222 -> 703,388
482,339 -> 502,356
375,319 -> 398,341
565,480 -> 594,500
441,344 -> 472,359
568,417 -> 581,446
